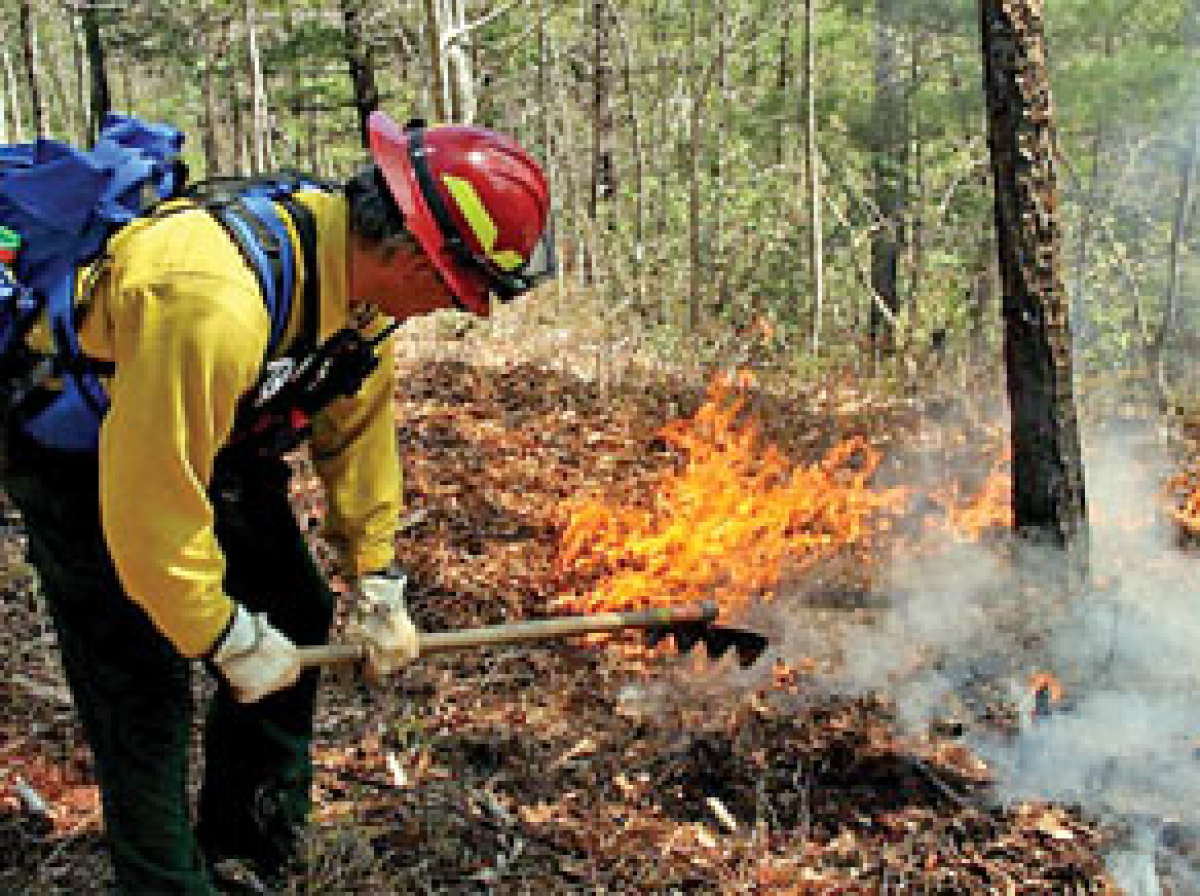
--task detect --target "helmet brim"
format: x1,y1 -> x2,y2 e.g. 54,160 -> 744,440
367,111 -> 491,316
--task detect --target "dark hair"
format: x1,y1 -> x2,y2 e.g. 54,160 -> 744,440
344,165 -> 416,258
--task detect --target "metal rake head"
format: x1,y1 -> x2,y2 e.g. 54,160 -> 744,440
642,620 -> 768,668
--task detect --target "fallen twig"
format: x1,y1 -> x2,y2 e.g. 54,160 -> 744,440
13,775 -> 51,820
705,795 -> 740,833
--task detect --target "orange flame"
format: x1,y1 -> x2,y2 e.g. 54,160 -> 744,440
1029,671 -> 1063,703
1169,469 -> 1200,534
931,443 -> 1013,541
1029,671 -> 1064,722
555,373 -> 908,616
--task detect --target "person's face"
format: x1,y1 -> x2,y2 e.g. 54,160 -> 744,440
347,237 -> 463,320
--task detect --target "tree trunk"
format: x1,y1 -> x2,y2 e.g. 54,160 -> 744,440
778,9 -> 791,167
18,0 -> 43,138
655,2 -> 669,248
198,3 -> 223,176
421,0 -> 447,120
2,38 -> 23,142
908,21 -> 925,304
226,14 -> 248,176
560,43 -> 583,288
1164,129 -> 1197,335
980,0 -> 1088,567
590,0 -> 615,215
805,0 -> 824,354
534,0 -> 561,296
338,0 -> 380,148
870,0 -> 907,353
614,5 -> 643,261
1072,126 -> 1103,341
41,18 -> 77,139
245,0 -> 269,173
1149,120 -> 1199,399
712,4 -> 729,313
444,0 -> 476,123
536,0 -> 550,163
81,1 -> 111,141
119,50 -> 133,115
686,0 -> 701,329
73,13 -> 87,140
1070,34 -> 1112,348
0,23 -> 9,144
586,0 -> 615,287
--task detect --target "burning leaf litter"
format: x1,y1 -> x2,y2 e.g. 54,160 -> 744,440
556,372 -> 908,618
4,358 -> 1199,891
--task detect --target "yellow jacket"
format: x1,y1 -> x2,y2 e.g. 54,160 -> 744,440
71,190 -> 401,657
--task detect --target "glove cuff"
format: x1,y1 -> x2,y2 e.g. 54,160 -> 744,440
211,605 -> 264,666
363,561 -> 408,582
355,564 -> 409,603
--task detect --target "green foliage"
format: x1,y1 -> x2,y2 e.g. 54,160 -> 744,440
0,0 -> 1194,383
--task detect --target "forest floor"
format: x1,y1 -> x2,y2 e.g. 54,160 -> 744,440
2,307 -> 1198,894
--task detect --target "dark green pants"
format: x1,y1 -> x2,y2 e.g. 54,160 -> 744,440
2,441 -> 335,895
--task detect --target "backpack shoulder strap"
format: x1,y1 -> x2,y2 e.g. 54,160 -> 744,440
203,181 -> 321,362
274,194 -> 319,359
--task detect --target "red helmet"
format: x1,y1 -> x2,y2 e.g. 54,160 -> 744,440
367,111 -> 555,316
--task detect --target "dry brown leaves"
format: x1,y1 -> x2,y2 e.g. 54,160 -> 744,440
0,358 -> 1134,893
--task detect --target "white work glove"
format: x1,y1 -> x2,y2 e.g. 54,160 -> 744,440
211,604 -> 302,703
347,567 -> 420,681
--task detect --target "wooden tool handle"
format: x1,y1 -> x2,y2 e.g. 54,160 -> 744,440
295,601 -> 717,670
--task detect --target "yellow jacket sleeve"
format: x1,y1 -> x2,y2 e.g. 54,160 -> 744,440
80,192 -> 404,655
90,213 -> 270,657
310,324 -> 402,576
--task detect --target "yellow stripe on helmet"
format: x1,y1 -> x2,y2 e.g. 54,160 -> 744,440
442,174 -> 525,271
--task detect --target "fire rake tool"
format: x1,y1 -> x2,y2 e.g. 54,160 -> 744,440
295,601 -> 769,671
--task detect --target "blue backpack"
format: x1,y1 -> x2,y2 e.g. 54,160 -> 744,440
0,113 -> 322,454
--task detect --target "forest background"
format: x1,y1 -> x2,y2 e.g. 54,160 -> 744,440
2,0 -> 1196,395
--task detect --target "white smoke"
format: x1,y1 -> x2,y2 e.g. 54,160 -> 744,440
777,425 -> 1200,890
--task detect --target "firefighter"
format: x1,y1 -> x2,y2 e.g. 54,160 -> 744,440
0,111 -> 553,894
